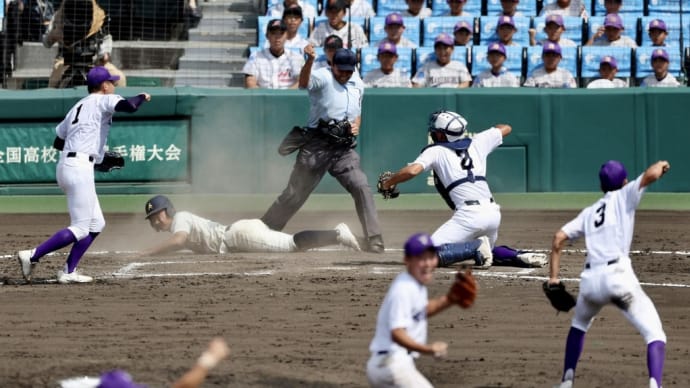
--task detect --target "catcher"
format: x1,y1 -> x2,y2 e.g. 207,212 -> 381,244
366,232 -> 476,387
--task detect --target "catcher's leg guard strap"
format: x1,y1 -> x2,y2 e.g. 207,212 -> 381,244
437,239 -> 481,267
293,230 -> 338,251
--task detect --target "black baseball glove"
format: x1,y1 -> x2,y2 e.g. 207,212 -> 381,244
542,281 -> 576,312
377,171 -> 400,200
94,151 -> 125,173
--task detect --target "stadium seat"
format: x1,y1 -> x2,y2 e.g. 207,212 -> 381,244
486,0 -> 538,16
470,44 -> 524,79
587,15 -> 639,45
532,16 -> 585,45
525,45 -> 578,81
478,16 -> 531,47
376,0 -> 409,15
359,46 -> 413,77
647,0 -> 690,18
430,0 -> 482,17
415,46 -> 469,73
634,46 -> 683,85
639,16 -> 690,47
422,16 -> 475,47
591,0 -> 643,16
257,16 -> 311,47
265,0 -> 321,15
580,46 -> 632,86
369,16 -> 421,46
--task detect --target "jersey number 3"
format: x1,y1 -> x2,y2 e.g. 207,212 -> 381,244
594,203 -> 606,228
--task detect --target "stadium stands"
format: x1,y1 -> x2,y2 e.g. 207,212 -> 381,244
485,0 -> 538,16
471,44 -> 524,78
526,45 -> 578,80
588,15 -> 639,43
360,46 -> 414,77
478,15 -> 531,46
532,15 -> 585,45
580,46 -> 632,85
430,0 -> 482,16
415,45 -> 469,70
257,15 -> 311,46
635,45 -> 683,84
369,16 -> 422,46
422,16 -> 475,46
591,0 -> 644,16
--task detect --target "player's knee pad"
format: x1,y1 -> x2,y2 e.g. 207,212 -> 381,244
436,239 -> 482,267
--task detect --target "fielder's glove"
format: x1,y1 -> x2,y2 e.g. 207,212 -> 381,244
377,171 -> 400,200
542,281 -> 576,312
447,269 -> 477,308
94,151 -> 125,173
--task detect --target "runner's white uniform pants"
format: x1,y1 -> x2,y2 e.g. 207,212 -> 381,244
224,219 -> 297,252
366,352 -> 433,388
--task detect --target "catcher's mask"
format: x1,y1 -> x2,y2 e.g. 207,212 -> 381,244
428,110 -> 468,143
144,195 -> 176,219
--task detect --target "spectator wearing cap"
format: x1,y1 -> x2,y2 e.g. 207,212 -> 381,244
529,14 -> 576,47
442,0 -> 475,17
647,19 -> 669,47
641,48 -> 680,87
472,42 -> 520,87
363,42 -> 412,88
587,13 -> 637,48
412,33 -> 471,88
376,13 -> 417,49
344,0 -> 376,18
523,42 -> 577,88
309,0 -> 368,48
586,56 -> 628,88
266,0 -> 317,20
243,19 -> 305,89
494,16 -> 519,47
496,0 -> 524,17
402,0 -> 432,19
282,5 -> 310,51
603,0 -> 621,14
453,20 -> 474,46
538,0 -> 587,18
313,34 -> 360,75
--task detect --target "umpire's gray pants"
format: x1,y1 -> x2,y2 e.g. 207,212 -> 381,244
262,138 -> 382,239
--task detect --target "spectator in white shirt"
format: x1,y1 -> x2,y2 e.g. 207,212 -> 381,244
529,14 -> 577,47
640,48 -> 681,87
363,42 -> 413,88
344,0 -> 376,17
266,0 -> 317,20
586,13 -> 637,48
523,41 -> 577,88
586,55 -> 628,88
412,33 -> 471,88
309,0 -> 368,48
453,20 -> 474,46
375,12 -> 417,48
472,42 -> 521,87
647,19 -> 669,47
497,0 -> 524,17
243,19 -> 305,89
264,5 -> 309,52
402,0 -> 432,18
442,0 -> 474,16
539,0 -> 587,18
494,15 -> 520,47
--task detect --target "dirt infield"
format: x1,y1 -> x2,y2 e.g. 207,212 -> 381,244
1,209 -> 689,388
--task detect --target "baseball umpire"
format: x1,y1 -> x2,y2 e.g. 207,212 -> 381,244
16,66 -> 150,284
261,46 -> 385,253
141,195 -> 361,255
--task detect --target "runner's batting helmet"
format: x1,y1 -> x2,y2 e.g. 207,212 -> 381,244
428,110 -> 468,143
145,195 -> 176,219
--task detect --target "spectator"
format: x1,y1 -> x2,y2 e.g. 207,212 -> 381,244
539,0 -> 588,18
243,19 -> 305,89
344,0 -> 376,18
453,20 -> 474,46
402,0 -> 432,18
267,0 -> 317,20
529,14 -> 577,47
309,0 -> 368,48
640,48 -> 680,87
523,42 -> 577,88
264,5 -> 309,52
586,13 -> 637,48
586,55 -> 628,88
442,0 -> 475,16
313,34 -> 342,70
472,42 -> 520,87
496,0 -> 524,17
375,12 -> 417,48
647,19 -> 669,47
412,33 -> 471,88
363,42 -> 412,87
494,15 -> 520,47
602,0 -> 621,14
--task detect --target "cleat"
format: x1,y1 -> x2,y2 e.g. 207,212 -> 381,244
16,249 -> 36,281
475,236 -> 493,269
335,223 -> 361,251
517,252 -> 548,267
366,235 -> 385,254
57,270 -> 93,284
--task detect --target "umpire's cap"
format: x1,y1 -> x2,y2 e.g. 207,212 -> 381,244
145,195 -> 175,219
404,233 -> 437,257
599,160 -> 627,192
333,49 -> 357,71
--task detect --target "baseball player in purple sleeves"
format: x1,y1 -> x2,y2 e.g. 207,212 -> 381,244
16,66 -> 150,284
549,159 -> 671,388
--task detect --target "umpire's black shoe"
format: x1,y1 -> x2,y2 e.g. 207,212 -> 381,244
366,235 -> 385,254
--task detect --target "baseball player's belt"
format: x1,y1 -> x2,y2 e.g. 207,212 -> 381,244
66,151 -> 94,162
464,198 -> 495,206
584,258 -> 619,269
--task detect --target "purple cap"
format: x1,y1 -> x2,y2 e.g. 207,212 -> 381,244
385,12 -> 404,26
378,41 -> 397,55
599,160 -> 627,192
98,370 -> 147,388
488,42 -> 506,55
648,19 -> 667,32
404,233 -> 437,256
266,18 -> 287,33
600,55 -> 617,69
604,13 -> 624,29
545,14 -> 564,27
434,32 -> 454,46
333,48 -> 357,71
542,41 -> 561,55
652,48 -> 669,61
497,15 -> 515,29
86,66 -> 120,87
454,20 -> 472,33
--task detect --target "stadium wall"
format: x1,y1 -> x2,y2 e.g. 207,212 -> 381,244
0,87 -> 687,194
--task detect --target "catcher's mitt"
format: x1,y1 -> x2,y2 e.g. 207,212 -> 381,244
542,281 -> 576,312
94,151 -> 125,173
447,269 -> 477,308
377,171 -> 400,200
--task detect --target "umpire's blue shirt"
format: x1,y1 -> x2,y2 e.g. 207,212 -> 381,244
305,67 -> 364,128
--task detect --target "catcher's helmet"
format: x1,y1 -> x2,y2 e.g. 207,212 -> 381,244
428,110 -> 468,143
144,195 -> 176,219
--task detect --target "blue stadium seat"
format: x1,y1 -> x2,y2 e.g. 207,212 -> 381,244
647,0 -> 690,18
415,46 -> 469,72
422,16 -> 475,47
532,16 -> 584,45
369,16 -> 421,46
430,0 -> 482,17
587,15 -> 638,44
591,0 -> 643,16
634,46 -> 683,82
580,46 -> 632,79
639,16 -> 690,47
470,45 -> 524,77
257,16 -> 311,47
359,47 -> 414,77
376,0 -> 409,15
525,45 -> 578,78
485,0 -> 538,16
265,0 -> 320,15
479,16 -> 531,47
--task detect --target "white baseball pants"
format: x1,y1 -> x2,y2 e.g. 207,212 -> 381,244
224,219 -> 297,252
366,352 -> 433,388
57,153 -> 105,240
432,201 -> 501,246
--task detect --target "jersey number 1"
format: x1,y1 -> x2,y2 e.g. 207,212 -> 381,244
71,104 -> 83,125
594,203 -> 606,227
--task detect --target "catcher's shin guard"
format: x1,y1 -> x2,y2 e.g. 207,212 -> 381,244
436,239 -> 482,267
